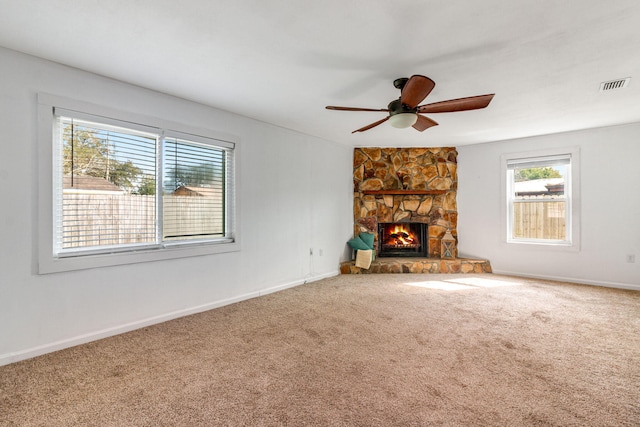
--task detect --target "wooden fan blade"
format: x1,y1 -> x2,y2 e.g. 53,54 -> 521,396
400,75 -> 436,108
352,116 -> 389,133
326,106 -> 389,112
412,115 -> 439,132
417,94 -> 495,114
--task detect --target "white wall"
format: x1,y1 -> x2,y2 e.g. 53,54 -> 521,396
458,124 -> 640,289
0,47 -> 353,365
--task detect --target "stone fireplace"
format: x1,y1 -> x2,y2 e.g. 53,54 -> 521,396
353,147 -> 459,258
341,146 -> 492,274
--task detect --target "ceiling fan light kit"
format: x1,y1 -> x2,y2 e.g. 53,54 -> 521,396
389,113 -> 418,128
326,74 -> 495,133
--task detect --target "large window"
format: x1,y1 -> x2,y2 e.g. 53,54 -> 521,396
38,95 -> 238,273
503,148 -> 579,248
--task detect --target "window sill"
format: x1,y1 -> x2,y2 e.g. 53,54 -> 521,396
39,241 -> 240,274
504,239 -> 579,252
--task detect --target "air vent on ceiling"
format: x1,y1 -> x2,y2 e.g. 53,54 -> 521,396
599,77 -> 631,92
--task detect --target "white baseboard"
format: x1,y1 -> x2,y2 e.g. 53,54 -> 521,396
257,270 -> 339,297
492,269 -> 640,291
0,270 -> 339,367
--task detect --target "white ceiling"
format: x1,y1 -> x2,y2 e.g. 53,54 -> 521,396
1,0 -> 639,147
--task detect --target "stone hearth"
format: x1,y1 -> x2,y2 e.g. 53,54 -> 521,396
340,257 -> 492,275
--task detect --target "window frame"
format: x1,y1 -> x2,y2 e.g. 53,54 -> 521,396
38,93 -> 240,274
501,146 -> 580,251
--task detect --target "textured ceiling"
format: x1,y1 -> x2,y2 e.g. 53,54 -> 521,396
1,0 -> 639,147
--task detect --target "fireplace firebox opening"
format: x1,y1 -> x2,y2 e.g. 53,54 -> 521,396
378,222 -> 428,258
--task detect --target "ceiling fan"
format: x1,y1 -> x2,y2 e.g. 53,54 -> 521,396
326,75 -> 494,133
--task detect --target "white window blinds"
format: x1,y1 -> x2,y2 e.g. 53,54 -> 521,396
506,154 -> 571,170
162,137 -> 227,241
57,115 -> 158,252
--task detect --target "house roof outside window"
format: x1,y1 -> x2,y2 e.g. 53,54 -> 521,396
514,178 -> 564,198
63,175 -> 125,194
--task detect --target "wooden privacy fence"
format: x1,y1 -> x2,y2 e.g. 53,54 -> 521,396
62,194 -> 223,248
513,200 -> 566,240
163,194 -> 224,240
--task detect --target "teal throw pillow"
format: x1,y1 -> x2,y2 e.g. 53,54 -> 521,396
359,233 -> 375,249
347,235 -> 370,251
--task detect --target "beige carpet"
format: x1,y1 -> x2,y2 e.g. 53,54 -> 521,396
1,274 -> 639,426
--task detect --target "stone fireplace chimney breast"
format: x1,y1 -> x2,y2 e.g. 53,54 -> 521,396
353,147 -> 458,258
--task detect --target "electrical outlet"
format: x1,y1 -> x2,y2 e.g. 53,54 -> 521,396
627,254 -> 635,263
319,249 -> 323,256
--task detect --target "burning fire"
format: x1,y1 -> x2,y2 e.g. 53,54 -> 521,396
384,224 -> 418,247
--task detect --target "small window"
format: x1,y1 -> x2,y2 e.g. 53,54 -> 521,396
38,95 -> 238,273
503,148 -> 579,248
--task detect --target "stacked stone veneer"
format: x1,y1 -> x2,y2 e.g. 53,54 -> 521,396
353,147 -> 458,258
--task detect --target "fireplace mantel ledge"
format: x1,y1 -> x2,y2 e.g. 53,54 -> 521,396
362,190 -> 447,195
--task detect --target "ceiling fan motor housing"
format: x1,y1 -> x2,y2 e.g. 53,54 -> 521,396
388,98 -> 417,116
393,77 -> 409,90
